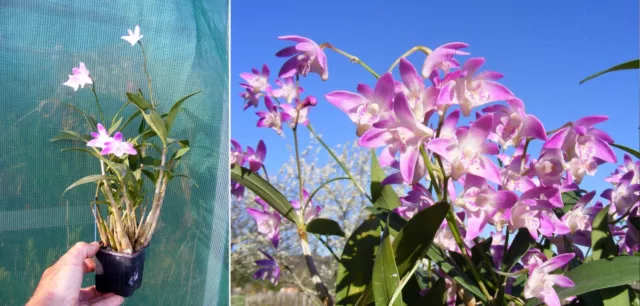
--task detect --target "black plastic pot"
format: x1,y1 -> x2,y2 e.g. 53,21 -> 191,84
94,245 -> 146,297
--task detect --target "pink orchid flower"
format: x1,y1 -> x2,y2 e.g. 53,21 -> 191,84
256,96 -> 292,135
452,174 -> 518,240
290,189 -> 321,224
427,114 -> 501,184
270,78 -> 303,103
247,197 -> 281,248
87,123 -> 112,149
240,88 -> 262,110
253,250 -> 280,286
325,73 -> 396,136
358,91 -> 435,184
276,35 -> 328,81
482,98 -> 547,149
240,64 -> 270,93
524,253 -> 576,306
230,139 -> 246,167
246,140 -> 267,173
101,132 -> 137,157
544,116 -> 617,184
507,186 -> 570,240
394,183 -> 435,219
63,62 -> 93,91
437,57 -> 515,116
421,42 -> 470,78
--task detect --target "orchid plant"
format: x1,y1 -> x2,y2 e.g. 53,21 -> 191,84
52,25 -> 199,254
232,36 -> 639,306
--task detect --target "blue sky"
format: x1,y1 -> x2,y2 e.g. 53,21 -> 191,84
231,1 -> 639,195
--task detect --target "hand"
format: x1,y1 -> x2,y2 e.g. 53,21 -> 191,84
27,241 -> 124,306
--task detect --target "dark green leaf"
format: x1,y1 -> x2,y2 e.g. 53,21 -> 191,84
601,286 -> 631,306
392,202 -> 449,276
525,256 -> 640,305
50,130 -> 90,143
562,190 -> 583,213
580,59 -> 640,84
142,110 -> 168,146
64,175 -> 115,195
503,229 -> 536,271
231,165 -> 301,225
611,143 -> 640,160
336,217 -> 382,305
592,205 -> 618,260
425,246 -> 485,301
370,151 -> 401,210
630,217 -> 640,231
126,92 -> 153,110
121,109 -> 141,131
171,140 -> 191,162
165,91 -> 200,133
306,218 -> 345,237
557,256 -> 639,300
372,231 -> 402,306
421,278 -> 447,305
141,169 -> 157,184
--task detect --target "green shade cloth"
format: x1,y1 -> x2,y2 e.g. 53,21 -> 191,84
0,0 -> 229,305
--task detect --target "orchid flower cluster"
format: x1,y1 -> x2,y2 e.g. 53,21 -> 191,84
231,35 -> 639,306
53,25 -> 199,255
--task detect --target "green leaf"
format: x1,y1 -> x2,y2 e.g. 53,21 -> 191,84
109,117 -> 123,135
591,205 -> 618,260
141,169 -> 157,184
601,286 -> 631,306
336,217 -> 382,305
392,202 -> 449,277
370,152 -> 401,210
525,256 -> 640,306
64,175 -> 115,195
580,59 -> 640,84
558,256 -> 640,299
50,130 -> 90,143
231,165 -> 301,225
121,109 -> 141,131
142,109 -> 168,146
425,246 -> 485,300
421,278 -> 447,305
165,91 -> 200,133
306,218 -> 345,237
561,190 -> 583,213
170,140 -> 190,161
611,143 -> 640,160
126,92 -> 153,110
372,231 -> 402,306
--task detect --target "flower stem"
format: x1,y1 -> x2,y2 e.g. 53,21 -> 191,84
292,77 -> 334,305
319,43 -> 380,79
389,259 -> 421,306
420,146 -> 441,199
493,268 -> 528,277
307,124 -> 373,203
387,46 -> 432,72
314,234 -> 341,262
138,42 -> 154,106
90,82 -> 105,124
444,210 -> 493,301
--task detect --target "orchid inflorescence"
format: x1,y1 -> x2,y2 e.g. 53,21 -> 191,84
55,25 -> 199,255
231,35 -> 639,306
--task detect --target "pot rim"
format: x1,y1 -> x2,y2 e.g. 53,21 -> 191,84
98,243 -> 148,258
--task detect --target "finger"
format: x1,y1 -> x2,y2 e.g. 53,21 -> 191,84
79,286 -> 102,301
64,242 -> 101,264
89,293 -> 124,306
83,258 -> 96,274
